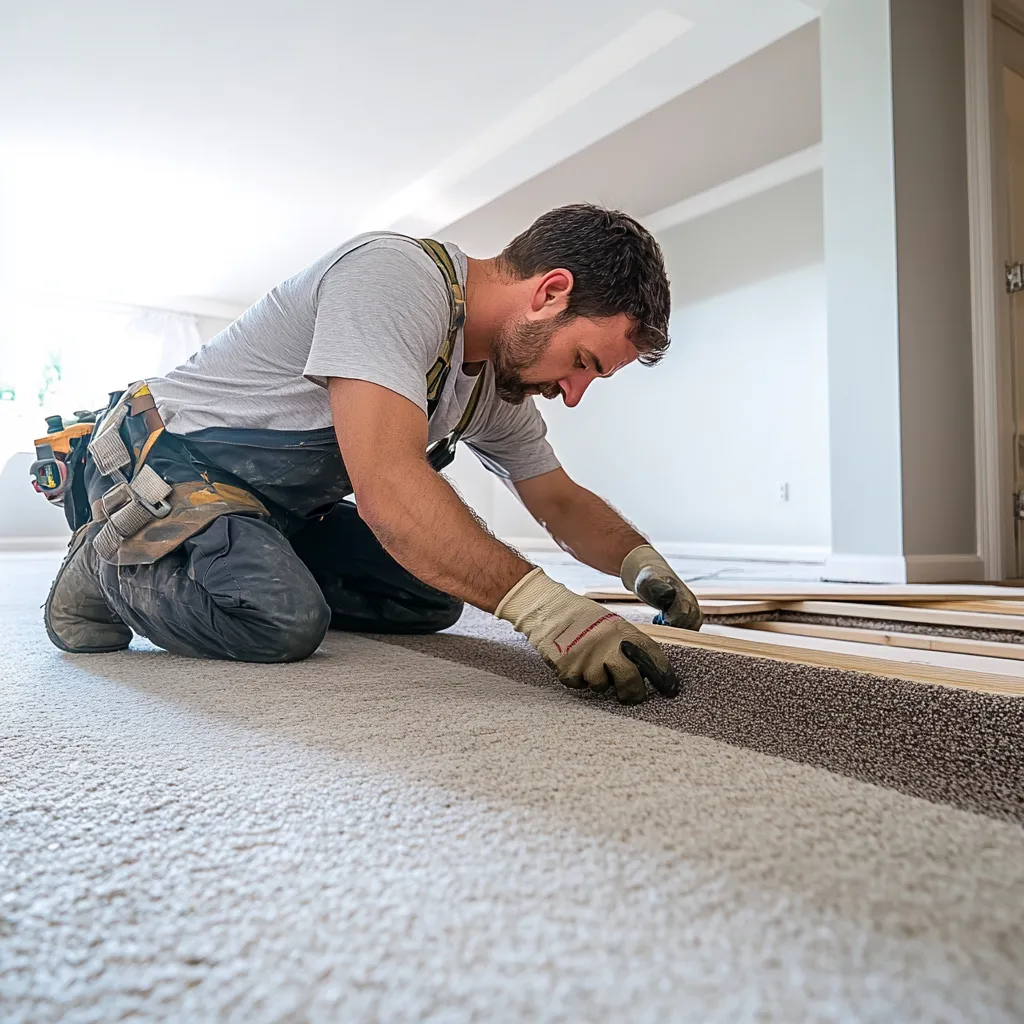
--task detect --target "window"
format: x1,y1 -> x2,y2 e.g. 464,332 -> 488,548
0,294 -> 200,467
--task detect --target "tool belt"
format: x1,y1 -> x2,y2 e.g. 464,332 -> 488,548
87,383 -> 268,566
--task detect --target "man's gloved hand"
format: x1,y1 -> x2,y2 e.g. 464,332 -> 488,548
496,567 -> 680,704
621,544 -> 703,631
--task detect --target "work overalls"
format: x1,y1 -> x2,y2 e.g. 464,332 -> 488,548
63,239 -> 483,661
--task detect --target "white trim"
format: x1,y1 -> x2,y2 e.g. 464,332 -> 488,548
904,554 -> 986,582
0,536 -> 68,552
641,541 -> 828,564
504,537 -> 829,565
822,553 -> 987,584
965,0 -> 1007,580
823,554 -> 908,584
363,10 -> 693,232
642,144 -> 823,234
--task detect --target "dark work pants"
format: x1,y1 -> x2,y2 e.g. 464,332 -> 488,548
95,502 -> 464,662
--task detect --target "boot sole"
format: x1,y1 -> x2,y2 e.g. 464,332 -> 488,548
43,528 -> 132,655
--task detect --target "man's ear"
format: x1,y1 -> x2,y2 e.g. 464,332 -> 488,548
529,268 -> 573,315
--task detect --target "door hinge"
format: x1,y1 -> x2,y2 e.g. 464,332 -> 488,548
1008,261 -> 1024,294
1016,490 -> 1024,519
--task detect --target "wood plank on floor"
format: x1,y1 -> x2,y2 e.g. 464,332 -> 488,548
601,598 -> 781,616
902,599 -> 1024,615
583,583 -> 1024,604
702,624 -> 1024,679
739,619 -> 1024,662
638,623 -> 1024,697
779,601 -> 1024,632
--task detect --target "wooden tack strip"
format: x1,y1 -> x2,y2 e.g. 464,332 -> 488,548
590,593 -> 781,614
741,619 -> 1024,662
600,598 -> 781,615
583,584 -> 1024,604
779,600 -> 1024,632
637,623 -> 1024,697
703,623 -> 1024,681
902,599 -> 1024,615
698,585 -> 1024,602
698,599 -> 781,616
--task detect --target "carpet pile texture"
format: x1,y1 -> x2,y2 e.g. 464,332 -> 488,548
3,552 -> 1024,1022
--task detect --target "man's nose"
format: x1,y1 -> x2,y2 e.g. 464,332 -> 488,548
558,369 -> 597,408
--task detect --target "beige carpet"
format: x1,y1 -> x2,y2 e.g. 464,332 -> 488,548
3,551 -> 1024,1023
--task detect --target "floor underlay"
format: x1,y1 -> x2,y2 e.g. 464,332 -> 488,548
3,552 -> 1023,1022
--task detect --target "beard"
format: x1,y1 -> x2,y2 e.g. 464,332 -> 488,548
490,317 -> 563,405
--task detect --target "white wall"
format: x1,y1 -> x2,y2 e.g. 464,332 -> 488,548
452,171 -> 832,557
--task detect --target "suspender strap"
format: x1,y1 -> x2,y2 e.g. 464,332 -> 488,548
415,238 -> 467,418
451,369 -> 485,442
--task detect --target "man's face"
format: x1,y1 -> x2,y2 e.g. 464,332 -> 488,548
491,309 -> 639,407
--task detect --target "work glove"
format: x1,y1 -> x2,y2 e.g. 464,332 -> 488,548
496,567 -> 680,704
621,544 -> 703,631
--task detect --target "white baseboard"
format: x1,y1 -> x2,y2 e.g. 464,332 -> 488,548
904,554 -> 986,583
652,541 -> 829,564
504,537 -> 829,565
0,535 -> 69,552
823,552 -> 986,584
823,554 -> 908,584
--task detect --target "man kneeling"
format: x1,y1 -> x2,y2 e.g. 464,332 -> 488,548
44,205 -> 702,705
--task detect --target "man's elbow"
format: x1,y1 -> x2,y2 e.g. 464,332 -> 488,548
350,461 -> 423,534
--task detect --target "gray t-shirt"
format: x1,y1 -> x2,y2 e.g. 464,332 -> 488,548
148,232 -> 560,483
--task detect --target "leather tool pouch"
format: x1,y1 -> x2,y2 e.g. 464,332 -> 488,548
92,480 -> 269,566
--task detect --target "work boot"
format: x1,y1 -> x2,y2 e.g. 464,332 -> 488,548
44,523 -> 132,653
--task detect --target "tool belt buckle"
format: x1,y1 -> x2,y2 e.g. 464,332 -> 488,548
100,481 -> 133,518
136,492 -> 172,520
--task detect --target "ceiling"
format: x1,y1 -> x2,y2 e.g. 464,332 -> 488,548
0,0 -> 822,314
444,22 -> 820,256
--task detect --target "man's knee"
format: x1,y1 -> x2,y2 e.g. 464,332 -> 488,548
424,597 -> 464,633
186,515 -> 331,662
386,595 -> 464,635
253,588 -> 331,662
109,515 -> 332,663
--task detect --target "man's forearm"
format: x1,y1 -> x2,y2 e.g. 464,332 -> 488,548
359,463 -> 535,612
530,484 -> 646,578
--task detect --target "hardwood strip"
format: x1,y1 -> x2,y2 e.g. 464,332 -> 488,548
740,619 -> 1024,662
902,599 -> 1024,615
702,624 -> 1024,680
601,598 -> 781,616
583,583 -> 1024,604
637,623 -> 1024,697
779,600 -> 1024,632
697,599 -> 781,616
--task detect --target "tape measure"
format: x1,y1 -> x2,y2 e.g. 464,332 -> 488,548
29,413 -> 96,505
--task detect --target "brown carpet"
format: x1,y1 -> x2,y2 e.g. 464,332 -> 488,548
380,606 -> 1024,825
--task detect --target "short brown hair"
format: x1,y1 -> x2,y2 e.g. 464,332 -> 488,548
497,204 -> 671,365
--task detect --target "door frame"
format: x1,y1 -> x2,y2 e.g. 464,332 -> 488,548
965,0 -> 1019,578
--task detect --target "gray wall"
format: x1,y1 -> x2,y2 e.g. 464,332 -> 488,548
820,0 -> 977,576
891,0 -> 976,556
820,0 -> 905,561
